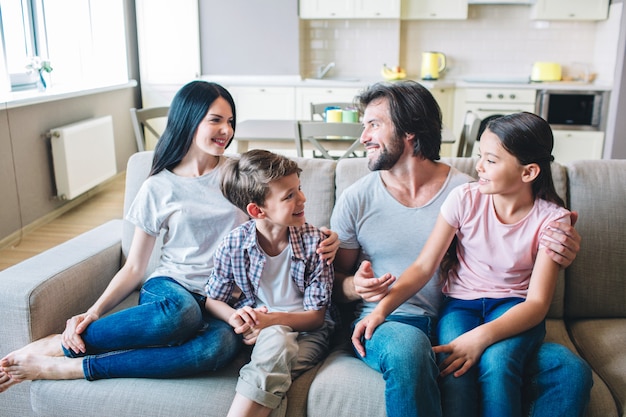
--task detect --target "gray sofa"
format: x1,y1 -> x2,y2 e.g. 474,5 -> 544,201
1,151 -> 624,417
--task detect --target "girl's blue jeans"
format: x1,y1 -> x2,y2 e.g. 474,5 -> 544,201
437,296 -> 545,417
353,315 -> 442,417
63,276 -> 241,380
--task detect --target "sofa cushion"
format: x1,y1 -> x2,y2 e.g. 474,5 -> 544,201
292,156 -> 337,229
545,320 -> 619,417
308,346 -> 386,417
568,319 -> 626,417
565,160 -> 626,318
30,349 -> 319,417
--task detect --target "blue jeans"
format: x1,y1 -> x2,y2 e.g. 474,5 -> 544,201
353,315 -> 442,417
63,277 -> 241,380
437,297 -> 546,417
523,342 -> 592,417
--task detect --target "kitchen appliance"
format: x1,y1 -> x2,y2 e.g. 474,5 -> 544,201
421,52 -> 446,80
460,88 -> 536,155
536,89 -> 608,131
530,62 -> 562,82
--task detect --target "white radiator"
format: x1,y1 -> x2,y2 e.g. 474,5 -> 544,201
50,115 -> 117,200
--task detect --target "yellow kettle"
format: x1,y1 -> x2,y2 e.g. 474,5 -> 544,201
421,51 -> 446,80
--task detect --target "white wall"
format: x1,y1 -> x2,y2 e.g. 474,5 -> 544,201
300,4 -> 621,84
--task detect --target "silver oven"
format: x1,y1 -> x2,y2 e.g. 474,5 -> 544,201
536,90 -> 609,131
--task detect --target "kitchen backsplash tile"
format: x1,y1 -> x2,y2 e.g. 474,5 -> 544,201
300,4 -> 621,84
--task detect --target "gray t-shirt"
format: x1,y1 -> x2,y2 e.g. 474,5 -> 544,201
330,164 -> 472,319
126,157 -> 249,295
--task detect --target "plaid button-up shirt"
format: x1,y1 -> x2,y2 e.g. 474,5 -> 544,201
206,220 -> 334,312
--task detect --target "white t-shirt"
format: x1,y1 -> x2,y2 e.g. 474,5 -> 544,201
330,165 -> 472,319
126,157 -> 249,295
255,245 -> 305,313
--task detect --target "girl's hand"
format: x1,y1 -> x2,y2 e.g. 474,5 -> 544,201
432,328 -> 489,378
62,311 -> 99,354
318,227 -> 340,264
351,312 -> 385,358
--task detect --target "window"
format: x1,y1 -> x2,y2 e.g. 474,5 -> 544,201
0,0 -> 128,94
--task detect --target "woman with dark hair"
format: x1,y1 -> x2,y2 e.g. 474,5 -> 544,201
0,81 -> 338,387
353,112 -> 575,417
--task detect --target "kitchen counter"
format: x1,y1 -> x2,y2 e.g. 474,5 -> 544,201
200,74 -> 456,90
200,74 -> 610,91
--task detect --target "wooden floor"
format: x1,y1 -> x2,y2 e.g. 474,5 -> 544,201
0,174 -> 126,271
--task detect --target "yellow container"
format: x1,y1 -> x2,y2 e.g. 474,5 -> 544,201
326,109 -> 343,123
531,62 -> 562,82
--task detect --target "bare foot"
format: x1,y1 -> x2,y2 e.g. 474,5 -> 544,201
16,334 -> 64,357
0,370 -> 20,393
1,352 -> 83,382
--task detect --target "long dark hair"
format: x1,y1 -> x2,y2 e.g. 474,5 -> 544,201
357,80 -> 442,161
149,81 -> 236,176
487,112 -> 565,207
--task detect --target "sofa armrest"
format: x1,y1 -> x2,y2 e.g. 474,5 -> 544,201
0,219 -> 123,356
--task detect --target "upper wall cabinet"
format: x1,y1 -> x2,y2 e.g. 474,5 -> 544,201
531,0 -> 609,21
299,0 -> 400,19
401,0 -> 468,20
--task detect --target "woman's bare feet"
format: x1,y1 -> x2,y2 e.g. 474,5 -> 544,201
0,334 -> 67,392
1,352 -> 83,383
0,370 -> 19,393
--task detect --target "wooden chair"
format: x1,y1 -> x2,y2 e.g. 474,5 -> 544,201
456,111 -> 481,157
130,106 -> 169,152
295,121 -> 364,160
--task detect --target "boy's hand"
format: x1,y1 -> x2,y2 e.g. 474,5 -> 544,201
229,306 -> 269,340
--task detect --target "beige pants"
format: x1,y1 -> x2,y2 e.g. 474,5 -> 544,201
236,321 -> 333,411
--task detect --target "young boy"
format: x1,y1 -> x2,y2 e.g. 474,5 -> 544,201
205,150 -> 335,417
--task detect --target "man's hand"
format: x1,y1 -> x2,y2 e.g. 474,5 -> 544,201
318,227 -> 340,265
354,261 -> 396,302
541,211 -> 581,268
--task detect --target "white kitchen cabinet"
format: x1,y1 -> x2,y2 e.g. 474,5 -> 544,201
531,0 -> 609,21
228,86 -> 296,122
552,130 -> 605,164
295,87 -> 364,119
299,0 -> 400,19
401,0 -> 468,20
354,0 -> 400,18
429,88 -> 455,130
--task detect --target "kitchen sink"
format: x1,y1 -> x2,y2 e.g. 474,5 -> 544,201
303,77 -> 361,85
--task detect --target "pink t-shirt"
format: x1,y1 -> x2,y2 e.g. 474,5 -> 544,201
440,182 -> 571,300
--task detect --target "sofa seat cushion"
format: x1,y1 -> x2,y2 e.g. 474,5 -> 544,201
30,347 -> 319,417
307,346 -> 386,417
545,320 -> 618,417
569,318 -> 626,417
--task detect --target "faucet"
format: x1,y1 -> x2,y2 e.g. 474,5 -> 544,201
317,62 -> 335,79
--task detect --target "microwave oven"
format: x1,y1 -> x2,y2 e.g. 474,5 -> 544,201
536,90 -> 609,131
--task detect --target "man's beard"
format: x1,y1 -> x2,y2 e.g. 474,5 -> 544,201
368,135 -> 404,171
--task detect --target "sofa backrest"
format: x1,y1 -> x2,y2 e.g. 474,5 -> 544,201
334,156 -> 569,319
564,159 -> 626,319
